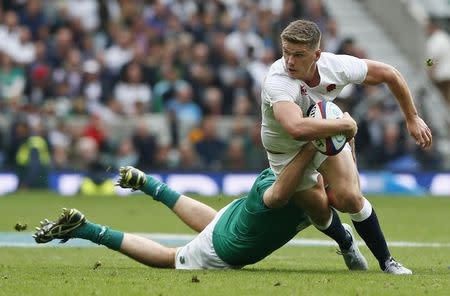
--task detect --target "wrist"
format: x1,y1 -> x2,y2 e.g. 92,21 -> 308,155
405,112 -> 419,122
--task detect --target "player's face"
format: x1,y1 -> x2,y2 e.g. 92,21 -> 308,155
282,40 -> 320,81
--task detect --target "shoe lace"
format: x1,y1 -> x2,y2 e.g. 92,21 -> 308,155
388,259 -> 403,269
336,248 -> 353,256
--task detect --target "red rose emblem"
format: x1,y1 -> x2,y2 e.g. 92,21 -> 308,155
326,84 -> 336,92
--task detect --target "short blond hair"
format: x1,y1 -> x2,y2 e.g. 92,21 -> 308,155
280,20 -> 321,49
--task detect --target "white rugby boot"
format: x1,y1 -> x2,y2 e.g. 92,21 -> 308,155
384,257 -> 413,275
338,223 -> 369,271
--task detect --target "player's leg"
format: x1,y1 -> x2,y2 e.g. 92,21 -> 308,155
263,144 -> 367,270
290,179 -> 368,271
117,166 -> 217,232
319,148 -> 412,274
33,208 -> 176,268
120,233 -> 176,268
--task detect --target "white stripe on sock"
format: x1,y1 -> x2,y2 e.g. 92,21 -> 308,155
311,209 -> 333,231
349,198 -> 372,222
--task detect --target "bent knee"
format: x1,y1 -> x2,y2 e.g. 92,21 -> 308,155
328,188 -> 364,213
292,191 -> 330,226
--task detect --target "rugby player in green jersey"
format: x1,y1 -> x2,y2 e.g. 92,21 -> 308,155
33,143 -> 367,270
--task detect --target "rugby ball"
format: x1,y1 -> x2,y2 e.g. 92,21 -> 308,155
307,101 -> 347,156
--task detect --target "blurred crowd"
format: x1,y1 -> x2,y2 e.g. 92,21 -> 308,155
0,0 -> 445,188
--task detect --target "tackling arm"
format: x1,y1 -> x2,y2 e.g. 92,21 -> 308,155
263,143 -> 316,208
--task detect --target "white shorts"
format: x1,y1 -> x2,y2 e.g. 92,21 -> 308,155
267,144 -> 351,191
175,202 -> 239,270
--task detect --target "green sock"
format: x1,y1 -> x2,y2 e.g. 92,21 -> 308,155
71,222 -> 124,251
140,176 -> 180,209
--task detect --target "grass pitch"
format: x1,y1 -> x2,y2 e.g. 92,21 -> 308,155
0,191 -> 449,296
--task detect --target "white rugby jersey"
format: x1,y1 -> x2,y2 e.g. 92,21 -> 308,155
261,52 -> 368,154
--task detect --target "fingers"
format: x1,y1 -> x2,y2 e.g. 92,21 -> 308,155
424,126 -> 433,147
414,128 -> 432,149
409,117 -> 433,149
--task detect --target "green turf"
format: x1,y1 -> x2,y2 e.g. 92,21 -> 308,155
0,191 -> 449,296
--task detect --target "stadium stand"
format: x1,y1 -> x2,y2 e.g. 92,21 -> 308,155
0,0 -> 448,191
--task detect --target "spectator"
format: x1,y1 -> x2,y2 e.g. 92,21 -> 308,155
0,53 -> 26,110
185,42 -> 218,103
194,116 -> 226,170
114,137 -> 138,170
223,137 -> 247,171
246,47 -> 275,98
52,47 -> 83,98
63,0 -> 100,33
75,136 -> 114,196
224,18 -> 265,62
368,121 -> 410,170
202,87 -> 224,115
323,18 -> 342,53
18,0 -> 48,41
232,93 -> 253,116
131,119 -> 158,170
166,82 -> 202,140
5,117 -> 30,168
81,59 -> 106,113
426,18 -> 450,106
14,117 -> 50,188
245,122 -> 269,170
3,26 -> 36,65
177,140 -> 204,170
0,10 -> 21,49
145,1 -> 171,39
113,62 -> 152,116
152,64 -> 188,113
48,119 -> 71,170
47,27 -> 73,68
336,37 -> 366,58
82,112 -> 107,151
25,63 -> 51,107
217,50 -> 253,114
100,27 -> 134,75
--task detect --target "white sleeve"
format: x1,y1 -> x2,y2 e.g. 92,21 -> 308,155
336,54 -> 368,84
262,74 -> 300,106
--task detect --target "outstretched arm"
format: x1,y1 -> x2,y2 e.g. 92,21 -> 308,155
263,142 -> 317,208
363,59 -> 432,149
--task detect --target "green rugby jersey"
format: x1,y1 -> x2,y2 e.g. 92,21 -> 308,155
212,168 -> 311,266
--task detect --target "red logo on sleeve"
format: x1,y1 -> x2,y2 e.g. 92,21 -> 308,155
326,84 -> 336,92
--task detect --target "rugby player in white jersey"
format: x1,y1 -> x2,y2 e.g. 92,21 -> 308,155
261,19 -> 432,274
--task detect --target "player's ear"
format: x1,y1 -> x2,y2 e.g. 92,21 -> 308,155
315,49 -> 321,61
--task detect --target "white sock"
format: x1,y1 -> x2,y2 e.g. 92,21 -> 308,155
349,198 -> 372,222
310,210 -> 333,231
